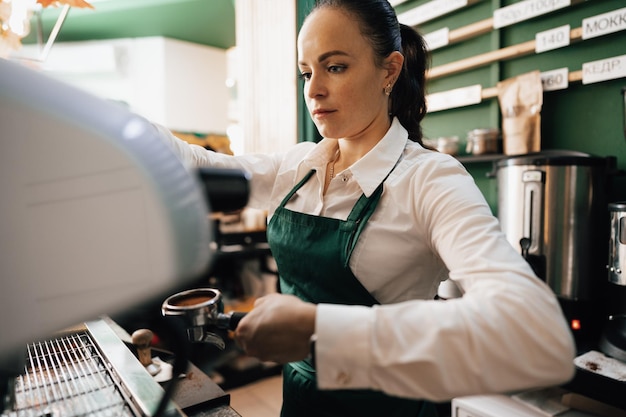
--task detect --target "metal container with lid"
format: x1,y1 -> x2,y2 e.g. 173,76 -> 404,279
423,136 -> 459,155
495,150 -> 614,301
466,128 -> 501,155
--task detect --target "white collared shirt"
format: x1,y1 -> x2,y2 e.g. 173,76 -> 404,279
156,119 -> 575,401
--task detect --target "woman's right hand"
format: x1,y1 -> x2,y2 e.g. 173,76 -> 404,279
234,293 -> 316,363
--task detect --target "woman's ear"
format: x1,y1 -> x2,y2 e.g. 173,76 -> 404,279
383,51 -> 404,85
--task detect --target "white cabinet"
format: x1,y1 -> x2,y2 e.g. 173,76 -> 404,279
20,36 -> 228,134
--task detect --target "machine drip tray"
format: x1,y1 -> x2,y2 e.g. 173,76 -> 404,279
564,350 -> 626,411
574,351 -> 626,383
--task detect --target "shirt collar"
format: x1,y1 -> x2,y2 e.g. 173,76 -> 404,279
352,118 -> 408,196
297,118 -> 408,196
297,137 -> 338,178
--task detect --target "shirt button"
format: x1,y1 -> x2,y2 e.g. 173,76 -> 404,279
336,371 -> 351,385
341,176 -> 348,182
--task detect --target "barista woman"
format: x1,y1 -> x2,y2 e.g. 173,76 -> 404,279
156,0 -> 575,416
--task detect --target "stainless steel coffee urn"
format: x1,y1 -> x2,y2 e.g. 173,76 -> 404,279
495,151 -> 614,341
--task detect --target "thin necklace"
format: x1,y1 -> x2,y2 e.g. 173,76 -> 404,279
329,151 -> 340,180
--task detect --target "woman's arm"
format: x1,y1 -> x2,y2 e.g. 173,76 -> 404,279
314,157 -> 575,401
153,123 -> 241,169
152,123 -> 286,210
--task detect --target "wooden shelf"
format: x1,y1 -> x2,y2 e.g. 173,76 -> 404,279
456,154 -> 506,164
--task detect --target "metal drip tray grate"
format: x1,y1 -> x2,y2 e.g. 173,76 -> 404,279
2,319 -> 183,417
3,331 -> 138,417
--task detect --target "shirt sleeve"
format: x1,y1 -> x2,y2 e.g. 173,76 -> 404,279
315,156 -> 576,401
152,123 -> 285,210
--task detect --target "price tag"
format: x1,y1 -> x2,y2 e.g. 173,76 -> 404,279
426,85 -> 482,113
582,7 -> 626,40
541,68 -> 569,91
494,0 -> 570,29
582,54 -> 626,85
398,0 -> 467,27
424,28 -> 450,51
535,25 -> 570,53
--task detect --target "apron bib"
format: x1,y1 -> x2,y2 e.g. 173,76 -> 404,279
266,169 -> 436,417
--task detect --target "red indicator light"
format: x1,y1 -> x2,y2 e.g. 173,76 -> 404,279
571,319 -> 581,331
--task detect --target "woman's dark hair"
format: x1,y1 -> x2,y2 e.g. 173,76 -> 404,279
311,0 -> 430,143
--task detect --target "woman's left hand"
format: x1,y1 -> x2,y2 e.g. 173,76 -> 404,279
234,293 -> 316,363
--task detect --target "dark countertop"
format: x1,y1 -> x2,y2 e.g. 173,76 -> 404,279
170,360 -> 234,414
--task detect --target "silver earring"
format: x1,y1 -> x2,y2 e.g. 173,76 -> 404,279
384,83 -> 392,96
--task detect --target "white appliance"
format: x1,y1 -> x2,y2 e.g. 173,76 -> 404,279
0,58 -> 212,359
452,393 -> 598,417
453,395 -> 548,417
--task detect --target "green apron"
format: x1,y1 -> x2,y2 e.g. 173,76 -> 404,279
266,169 -> 437,417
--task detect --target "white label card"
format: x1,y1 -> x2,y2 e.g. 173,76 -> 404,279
426,85 -> 482,113
535,25 -> 570,53
582,54 -> 626,85
398,0 -> 468,27
494,0 -> 570,29
582,7 -> 626,40
541,68 -> 569,91
424,28 -> 450,51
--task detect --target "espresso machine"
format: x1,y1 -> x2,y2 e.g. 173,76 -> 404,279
0,58 -> 251,416
600,88 -> 626,361
601,87 -> 626,361
599,202 -> 626,361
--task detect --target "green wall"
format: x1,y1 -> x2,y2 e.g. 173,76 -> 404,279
296,0 -> 322,144
296,0 -> 626,211
398,0 -> 626,210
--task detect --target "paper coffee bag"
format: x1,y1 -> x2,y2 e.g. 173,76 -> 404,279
497,71 -> 543,155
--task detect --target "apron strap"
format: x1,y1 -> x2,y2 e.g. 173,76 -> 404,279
343,183 -> 385,267
277,169 -> 317,208
342,157 -> 399,267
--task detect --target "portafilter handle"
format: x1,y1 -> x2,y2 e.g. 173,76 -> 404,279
216,311 -> 247,330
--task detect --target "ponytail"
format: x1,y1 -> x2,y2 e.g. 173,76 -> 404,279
390,24 -> 430,144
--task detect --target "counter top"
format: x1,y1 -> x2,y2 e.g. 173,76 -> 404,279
171,361 -> 231,412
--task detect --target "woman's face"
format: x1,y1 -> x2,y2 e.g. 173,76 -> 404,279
297,7 -> 399,143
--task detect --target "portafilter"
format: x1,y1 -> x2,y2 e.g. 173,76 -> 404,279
162,288 -> 246,350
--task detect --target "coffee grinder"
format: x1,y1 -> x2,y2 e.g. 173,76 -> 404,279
599,89 -> 626,361
599,208 -> 626,360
